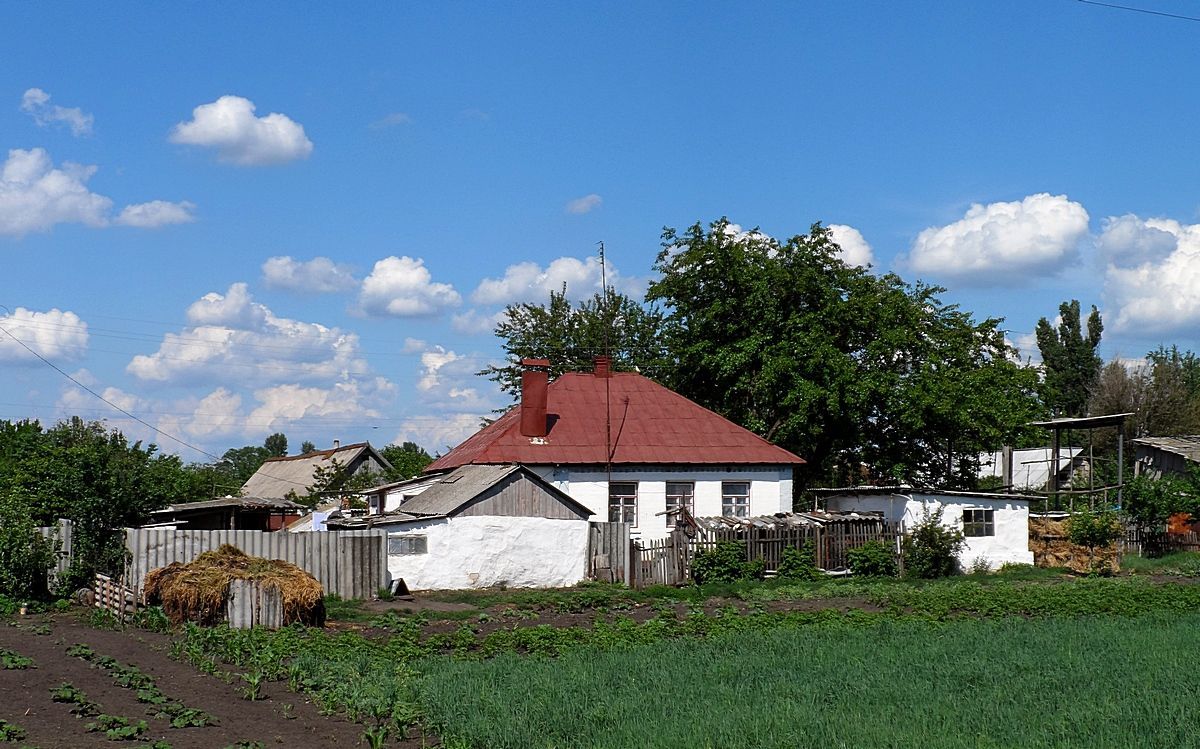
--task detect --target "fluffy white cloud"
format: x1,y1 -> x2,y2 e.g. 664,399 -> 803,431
129,284 -> 366,384
245,378 -> 395,432
451,309 -> 506,335
1103,217 -> 1200,334
262,256 -> 357,293
0,148 -> 111,235
0,307 -> 88,362
566,193 -> 602,214
359,256 -> 461,317
114,200 -> 196,228
0,148 -> 195,237
394,413 -> 481,455
408,341 -> 499,415
903,193 -> 1090,284
827,224 -> 875,267
20,88 -> 93,136
417,346 -> 461,392
471,255 -> 641,306
1097,214 -> 1178,268
170,95 -> 313,166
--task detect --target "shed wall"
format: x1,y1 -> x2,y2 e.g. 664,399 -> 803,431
455,473 -> 590,519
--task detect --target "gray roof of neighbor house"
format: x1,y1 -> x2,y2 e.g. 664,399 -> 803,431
1131,436 -> 1200,461
151,496 -> 306,515
239,442 -> 391,499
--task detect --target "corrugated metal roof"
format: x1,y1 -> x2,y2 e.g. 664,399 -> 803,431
425,371 -> 805,471
152,496 -> 305,514
397,463 -> 592,518
1131,435 -> 1200,461
240,443 -> 389,498
978,447 -> 1084,490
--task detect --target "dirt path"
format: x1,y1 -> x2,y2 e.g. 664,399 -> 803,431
0,612 -> 367,749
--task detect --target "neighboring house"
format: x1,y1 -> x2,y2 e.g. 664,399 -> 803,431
421,358 -> 806,540
1131,436 -> 1200,480
146,497 -> 304,531
819,486 -> 1034,570
978,447 -> 1086,491
329,464 -> 593,590
239,441 -> 392,499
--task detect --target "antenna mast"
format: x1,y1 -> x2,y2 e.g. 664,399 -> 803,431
599,241 -> 614,519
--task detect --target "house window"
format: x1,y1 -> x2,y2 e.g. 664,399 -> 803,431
962,509 -> 995,537
665,482 -> 694,527
609,482 -> 638,525
722,481 -> 750,518
388,534 -> 428,555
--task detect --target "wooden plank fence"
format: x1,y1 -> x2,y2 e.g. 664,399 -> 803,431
588,522 -> 632,584
628,521 -> 903,589
93,572 -> 137,622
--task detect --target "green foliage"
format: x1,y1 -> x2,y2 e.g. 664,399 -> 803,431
0,492 -> 57,600
902,506 -> 965,579
0,718 -> 26,742
692,541 -> 763,584
86,714 -> 147,740
379,441 -> 433,481
847,540 -> 897,577
1066,509 -> 1123,551
0,648 -> 34,669
1122,474 -> 1200,530
482,286 -> 671,403
648,218 -> 1043,488
51,682 -> 100,716
1035,299 -> 1102,417
775,543 -> 822,581
262,433 -> 288,458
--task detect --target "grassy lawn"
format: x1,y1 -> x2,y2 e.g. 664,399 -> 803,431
418,613 -> 1200,749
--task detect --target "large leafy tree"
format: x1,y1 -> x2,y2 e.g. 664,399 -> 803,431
380,441 -> 433,481
646,218 -> 1043,488
482,286 -> 670,401
1035,300 -> 1103,417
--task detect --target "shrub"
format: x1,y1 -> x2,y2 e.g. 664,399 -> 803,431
902,506 -> 964,579
776,542 -> 822,581
692,542 -> 761,584
0,492 -> 58,601
848,540 -> 897,577
1066,509 -> 1123,574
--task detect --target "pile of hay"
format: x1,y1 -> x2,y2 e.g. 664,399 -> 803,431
143,544 -> 325,627
1029,517 -> 1120,574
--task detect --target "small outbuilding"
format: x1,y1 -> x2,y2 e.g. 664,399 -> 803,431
818,487 -> 1034,570
329,464 -> 594,590
147,496 -> 305,531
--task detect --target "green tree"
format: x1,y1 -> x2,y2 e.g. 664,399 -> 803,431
300,440 -> 316,455
263,432 -> 289,457
481,286 -> 670,401
902,505 -> 965,578
380,442 -> 433,481
1035,300 -> 1102,417
646,218 -> 1043,487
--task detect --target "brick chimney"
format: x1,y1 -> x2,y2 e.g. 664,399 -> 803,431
520,358 -> 550,437
593,355 -> 612,378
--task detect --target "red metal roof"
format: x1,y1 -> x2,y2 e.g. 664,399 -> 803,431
425,371 -> 805,471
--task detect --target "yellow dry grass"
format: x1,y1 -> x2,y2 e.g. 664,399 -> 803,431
1029,517 -> 1120,574
143,544 -> 325,626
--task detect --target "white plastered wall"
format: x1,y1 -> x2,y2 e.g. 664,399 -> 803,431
825,492 -> 1033,570
530,465 -> 793,540
384,515 -> 590,591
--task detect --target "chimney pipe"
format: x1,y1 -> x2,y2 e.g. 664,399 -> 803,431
594,355 -> 612,378
333,439 -> 340,450
520,358 -> 550,438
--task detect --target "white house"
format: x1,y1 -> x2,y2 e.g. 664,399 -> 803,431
418,357 -> 806,540
821,487 -> 1034,570
332,464 -> 593,590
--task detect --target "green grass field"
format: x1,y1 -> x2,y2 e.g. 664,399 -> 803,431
418,613 -> 1200,749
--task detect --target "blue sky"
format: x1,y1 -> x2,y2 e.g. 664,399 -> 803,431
2,1 -> 1200,461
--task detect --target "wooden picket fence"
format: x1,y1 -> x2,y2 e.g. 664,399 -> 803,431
93,572 -> 137,622
630,521 -> 902,588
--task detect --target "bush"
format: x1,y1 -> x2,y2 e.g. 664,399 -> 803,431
1067,509 -> 1123,574
692,542 -> 762,584
776,542 -> 822,581
902,506 -> 965,579
0,493 -> 58,601
848,540 -> 897,577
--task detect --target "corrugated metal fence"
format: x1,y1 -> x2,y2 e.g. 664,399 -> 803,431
35,518 -> 73,584
124,527 -> 387,600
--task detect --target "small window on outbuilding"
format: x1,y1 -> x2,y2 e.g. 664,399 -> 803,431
388,534 -> 428,555
962,508 -> 995,537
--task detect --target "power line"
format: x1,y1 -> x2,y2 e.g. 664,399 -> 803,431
1075,0 -> 1200,23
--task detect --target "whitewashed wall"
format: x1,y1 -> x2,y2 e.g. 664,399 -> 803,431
384,515 -> 589,590
530,466 -> 793,540
825,492 -> 1033,570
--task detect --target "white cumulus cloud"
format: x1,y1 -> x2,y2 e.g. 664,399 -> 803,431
1103,216 -> 1200,334
170,95 -> 313,166
902,193 -> 1090,284
262,256 -> 357,293
114,200 -> 196,228
566,193 -> 602,214
246,379 -> 395,433
20,88 -> 94,136
359,256 -> 461,317
827,224 -> 875,268
0,148 -> 112,235
471,255 -> 640,306
0,307 -> 88,362
394,413 -> 481,456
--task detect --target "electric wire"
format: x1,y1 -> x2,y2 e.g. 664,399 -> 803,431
1075,0 -> 1200,22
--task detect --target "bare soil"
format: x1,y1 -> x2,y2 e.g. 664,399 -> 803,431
0,612 -> 371,749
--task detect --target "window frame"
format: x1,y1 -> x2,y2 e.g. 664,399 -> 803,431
665,481 -> 694,528
962,508 -> 995,537
721,481 -> 751,518
387,534 -> 428,555
608,481 -> 638,526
